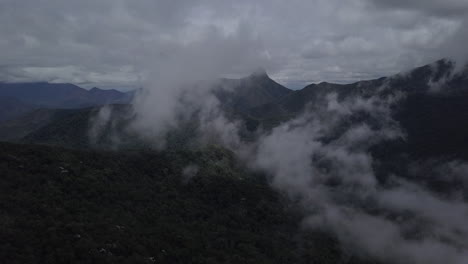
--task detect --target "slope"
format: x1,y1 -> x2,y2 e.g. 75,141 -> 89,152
0,96 -> 37,122
0,82 -> 133,109
0,142 -> 379,264
213,70 -> 292,113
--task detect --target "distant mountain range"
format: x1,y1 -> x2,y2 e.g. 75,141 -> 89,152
0,82 -> 133,121
1,59 -> 467,155
248,59 -> 467,118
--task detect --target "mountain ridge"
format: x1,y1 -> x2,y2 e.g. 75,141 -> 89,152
248,59 -> 468,118
0,82 -> 133,109
1,58 -> 468,152
213,71 -> 292,113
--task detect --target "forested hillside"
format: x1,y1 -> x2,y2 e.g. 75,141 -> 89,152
0,142 -> 377,264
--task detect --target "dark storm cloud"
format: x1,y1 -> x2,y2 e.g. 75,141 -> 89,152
0,0 -> 467,88
368,0 -> 468,17
367,0 -> 468,66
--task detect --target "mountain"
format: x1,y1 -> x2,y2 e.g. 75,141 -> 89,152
20,105 -> 137,149
277,59 -> 466,114
280,59 -> 468,159
0,96 -> 37,121
0,108 -> 73,141
88,87 -> 134,104
0,82 -> 133,109
0,71 -> 292,146
245,60 -> 468,150
277,78 -> 386,114
0,141 -> 372,264
246,59 -> 467,119
2,60 -> 468,159
213,70 -> 292,113
395,91 -> 468,159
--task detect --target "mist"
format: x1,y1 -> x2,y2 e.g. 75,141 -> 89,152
80,1 -> 468,263
88,57 -> 468,263
247,79 -> 468,263
127,22 -> 270,149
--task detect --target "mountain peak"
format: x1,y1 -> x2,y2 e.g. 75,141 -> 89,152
249,67 -> 269,78
89,87 -> 102,92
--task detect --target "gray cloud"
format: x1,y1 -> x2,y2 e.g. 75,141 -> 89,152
367,0 -> 468,17
246,78 -> 468,263
0,0 -> 467,88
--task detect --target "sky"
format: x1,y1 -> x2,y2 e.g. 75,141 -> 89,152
0,0 -> 467,90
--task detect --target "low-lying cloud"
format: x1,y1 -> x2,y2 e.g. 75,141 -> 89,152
247,78 -> 468,263
85,53 -> 468,264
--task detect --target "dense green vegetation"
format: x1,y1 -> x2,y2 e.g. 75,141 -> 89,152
4,61 -> 463,264
0,142 -> 378,264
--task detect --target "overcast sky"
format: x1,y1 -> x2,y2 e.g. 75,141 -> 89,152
0,0 -> 467,89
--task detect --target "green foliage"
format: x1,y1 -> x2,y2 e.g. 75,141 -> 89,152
0,142 -> 328,264
0,142 -> 381,263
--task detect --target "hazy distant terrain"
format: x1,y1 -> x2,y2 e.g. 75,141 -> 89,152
0,82 -> 133,121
